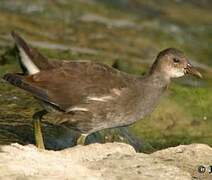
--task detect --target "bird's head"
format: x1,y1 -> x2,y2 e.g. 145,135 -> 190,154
150,48 -> 202,80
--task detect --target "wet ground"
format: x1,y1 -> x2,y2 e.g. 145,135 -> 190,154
0,0 -> 211,152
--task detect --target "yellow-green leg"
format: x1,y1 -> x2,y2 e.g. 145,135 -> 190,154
77,134 -> 88,145
32,110 -> 48,149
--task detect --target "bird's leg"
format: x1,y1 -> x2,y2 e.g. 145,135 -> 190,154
77,134 -> 88,145
32,110 -> 48,149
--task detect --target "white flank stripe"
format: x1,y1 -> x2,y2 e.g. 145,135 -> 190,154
19,48 -> 40,75
68,107 -> 89,112
112,88 -> 122,96
87,96 -> 113,102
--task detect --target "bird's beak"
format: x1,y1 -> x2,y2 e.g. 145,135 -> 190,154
184,63 -> 203,78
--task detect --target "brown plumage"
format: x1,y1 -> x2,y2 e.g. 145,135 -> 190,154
3,32 -> 202,147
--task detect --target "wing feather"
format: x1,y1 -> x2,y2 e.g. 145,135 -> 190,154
23,61 -> 131,111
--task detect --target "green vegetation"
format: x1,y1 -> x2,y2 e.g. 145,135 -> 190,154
0,0 -> 211,152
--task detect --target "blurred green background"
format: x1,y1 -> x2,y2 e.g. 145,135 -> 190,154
0,0 -> 211,153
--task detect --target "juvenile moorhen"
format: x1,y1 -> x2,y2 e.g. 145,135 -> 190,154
3,32 -> 202,149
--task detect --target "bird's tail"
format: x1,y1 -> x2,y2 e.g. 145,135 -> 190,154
11,31 -> 55,74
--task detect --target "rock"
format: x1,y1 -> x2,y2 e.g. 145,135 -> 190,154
1,143 -> 211,180
152,144 -> 212,180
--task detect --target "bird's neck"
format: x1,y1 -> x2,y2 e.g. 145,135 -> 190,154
133,71 -> 171,104
147,71 -> 171,88
128,72 -> 171,123
135,70 -> 171,91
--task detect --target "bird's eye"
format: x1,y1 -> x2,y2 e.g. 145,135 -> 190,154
173,58 -> 180,63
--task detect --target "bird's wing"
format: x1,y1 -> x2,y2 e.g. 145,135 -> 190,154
4,61 -> 132,112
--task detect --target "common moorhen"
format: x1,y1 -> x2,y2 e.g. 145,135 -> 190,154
3,32 -> 202,149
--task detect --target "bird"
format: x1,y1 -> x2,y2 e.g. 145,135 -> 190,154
3,32 -> 202,149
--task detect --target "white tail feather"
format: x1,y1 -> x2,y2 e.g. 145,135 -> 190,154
19,47 -> 40,75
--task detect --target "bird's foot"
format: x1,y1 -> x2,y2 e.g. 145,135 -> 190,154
32,110 -> 48,149
77,134 -> 87,145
